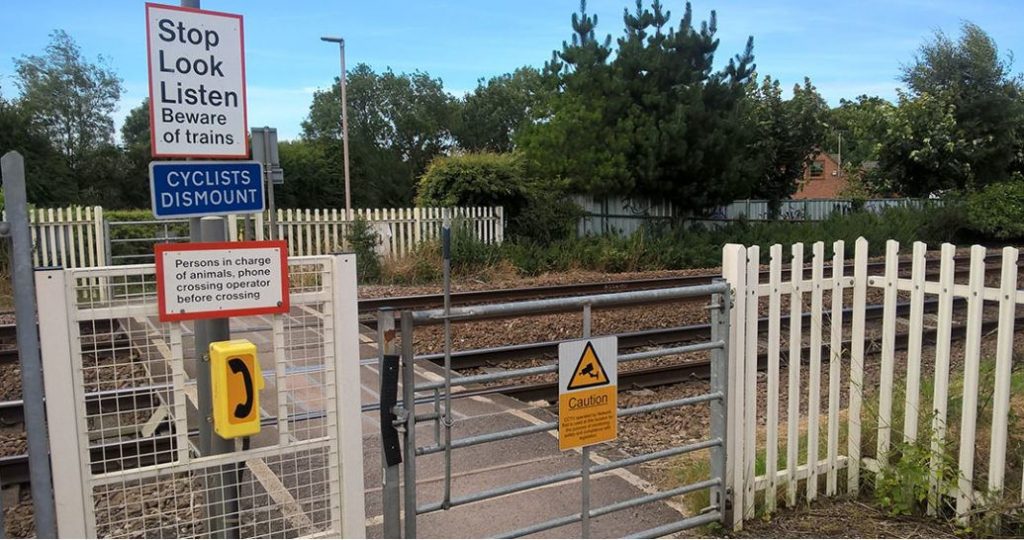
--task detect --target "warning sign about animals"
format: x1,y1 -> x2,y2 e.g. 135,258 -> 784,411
558,336 -> 618,451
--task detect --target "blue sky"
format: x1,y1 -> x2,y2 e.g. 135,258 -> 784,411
1,0 -> 1022,141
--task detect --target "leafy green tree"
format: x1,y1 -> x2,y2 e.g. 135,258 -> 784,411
516,0 -> 629,196
302,64 -> 458,206
518,1 -> 757,212
13,30 -> 122,170
0,88 -> 72,204
116,99 -> 154,208
275,139 -> 344,208
455,67 -> 549,153
826,95 -> 894,166
745,76 -> 829,214
877,22 -> 1024,195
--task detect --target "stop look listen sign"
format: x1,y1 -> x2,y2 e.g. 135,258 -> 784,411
146,3 -> 248,158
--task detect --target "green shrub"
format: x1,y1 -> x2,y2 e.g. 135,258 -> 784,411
417,152 -> 530,213
344,217 -> 381,283
106,209 -> 188,263
416,152 -> 580,242
965,178 -> 1024,240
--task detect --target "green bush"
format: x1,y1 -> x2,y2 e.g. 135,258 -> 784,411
417,152 -> 527,208
415,152 -> 580,242
106,209 -> 188,264
965,178 -> 1024,240
344,217 -> 381,283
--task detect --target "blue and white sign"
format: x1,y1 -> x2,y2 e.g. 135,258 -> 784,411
150,160 -> 264,219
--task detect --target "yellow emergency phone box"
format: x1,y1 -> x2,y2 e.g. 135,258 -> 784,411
210,339 -> 264,439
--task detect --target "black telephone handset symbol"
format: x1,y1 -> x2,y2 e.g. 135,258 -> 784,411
229,358 -> 254,419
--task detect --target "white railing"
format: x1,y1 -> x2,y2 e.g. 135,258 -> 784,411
257,206 -> 504,258
723,239 -> 1021,530
3,206 -> 107,269
16,206 -> 504,268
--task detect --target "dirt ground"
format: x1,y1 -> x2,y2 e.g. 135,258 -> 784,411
722,497 -> 960,538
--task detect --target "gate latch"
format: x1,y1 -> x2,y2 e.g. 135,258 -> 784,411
379,354 -> 403,466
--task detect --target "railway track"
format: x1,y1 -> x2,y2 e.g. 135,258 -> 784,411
458,313 -> 1021,403
356,251 -> 1010,314
0,250 -> 1016,486
0,295 -> 982,485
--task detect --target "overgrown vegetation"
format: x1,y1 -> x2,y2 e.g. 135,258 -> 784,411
965,177 -> 1024,240
357,205 -> 967,285
858,355 -> 1024,535
344,217 -> 382,283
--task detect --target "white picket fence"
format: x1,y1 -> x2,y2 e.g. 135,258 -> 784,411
4,206 -> 108,269
14,206 -> 503,268
257,206 -> 504,258
723,239 -> 1021,530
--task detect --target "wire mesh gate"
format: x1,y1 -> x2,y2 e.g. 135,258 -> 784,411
378,282 -> 733,538
37,254 -> 365,538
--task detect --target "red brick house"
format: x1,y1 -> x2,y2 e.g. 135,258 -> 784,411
793,152 -> 848,199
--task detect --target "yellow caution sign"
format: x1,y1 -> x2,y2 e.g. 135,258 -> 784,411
210,339 -> 264,439
558,337 -> 617,451
566,342 -> 610,390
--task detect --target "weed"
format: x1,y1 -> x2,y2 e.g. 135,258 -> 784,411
344,217 -> 381,283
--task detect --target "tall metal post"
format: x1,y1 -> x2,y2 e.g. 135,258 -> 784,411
339,39 -> 351,213
262,127 -> 278,240
710,279 -> 731,525
401,311 -> 418,539
194,218 -> 238,538
320,36 -> 351,213
2,151 -> 57,538
581,303 -> 592,538
441,214 -> 454,510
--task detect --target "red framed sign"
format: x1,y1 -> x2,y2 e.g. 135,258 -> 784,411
155,240 -> 289,322
146,3 -> 249,158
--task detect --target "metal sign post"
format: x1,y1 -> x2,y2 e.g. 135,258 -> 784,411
1,151 -> 57,538
250,127 -> 284,240
147,0 -> 248,536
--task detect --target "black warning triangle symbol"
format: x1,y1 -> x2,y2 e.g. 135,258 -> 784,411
567,341 -> 610,391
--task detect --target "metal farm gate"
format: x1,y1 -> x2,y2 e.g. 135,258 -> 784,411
377,282 -> 733,538
37,255 -> 365,538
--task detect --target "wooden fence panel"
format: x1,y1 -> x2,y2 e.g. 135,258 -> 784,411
726,238 -> 1023,529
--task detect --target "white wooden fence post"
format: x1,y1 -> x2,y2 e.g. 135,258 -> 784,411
786,242 -> 804,507
765,244 -> 782,513
927,243 -> 956,514
847,238 -> 868,494
987,247 -> 1019,504
876,240 -> 900,469
826,240 -> 844,496
902,242 -> 928,443
955,245 -> 987,523
806,242 -> 824,503
722,244 -> 747,530
743,245 -> 759,519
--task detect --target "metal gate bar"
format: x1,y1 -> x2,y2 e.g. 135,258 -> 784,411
385,280 -> 732,538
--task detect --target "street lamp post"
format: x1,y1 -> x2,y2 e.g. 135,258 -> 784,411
321,36 -> 352,215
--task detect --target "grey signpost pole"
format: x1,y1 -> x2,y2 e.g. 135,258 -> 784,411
2,151 -> 57,538
176,2 -> 238,538
320,36 -> 352,214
